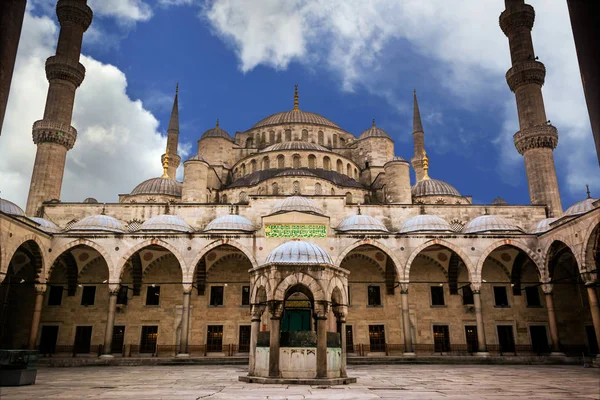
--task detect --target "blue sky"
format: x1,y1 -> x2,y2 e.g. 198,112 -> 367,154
1,0 -> 597,210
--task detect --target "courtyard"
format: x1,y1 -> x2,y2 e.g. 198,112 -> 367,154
1,364 -> 598,399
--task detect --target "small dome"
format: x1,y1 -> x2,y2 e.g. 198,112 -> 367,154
185,154 -> 207,163
564,197 -> 598,216
83,197 -> 99,204
399,215 -> 453,233
271,196 -> 324,215
29,217 -> 61,233
464,215 -> 522,234
262,142 -> 329,153
201,122 -> 234,142
252,110 -> 340,130
491,197 -> 507,205
359,121 -> 391,140
130,177 -> 182,197
531,218 -> 558,234
205,214 -> 255,232
69,215 -> 127,233
140,215 -> 193,232
412,179 -> 461,197
337,214 -> 388,233
265,240 -> 333,265
0,199 -> 25,216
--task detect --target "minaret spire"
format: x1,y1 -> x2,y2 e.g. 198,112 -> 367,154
168,83 -> 179,134
293,84 -> 299,111
411,90 -> 426,182
162,83 -> 181,180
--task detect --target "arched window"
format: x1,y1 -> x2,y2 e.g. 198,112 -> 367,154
262,156 -> 270,170
277,154 -> 285,168
354,168 -> 358,180
345,192 -> 352,204
239,191 -> 248,204
272,182 -> 279,195
241,164 -> 246,176
336,159 -> 343,173
261,132 -> 266,143
330,188 -> 335,195
302,129 -> 308,141
293,154 -> 301,169
363,194 -> 370,204
333,134 -> 338,148
346,163 -> 351,176
251,159 -> 257,173
255,133 -> 260,146
327,137 -> 332,148
308,154 -> 316,169
285,129 -> 292,141
246,137 -> 253,148
315,183 -> 322,195
323,156 -> 331,171
318,131 -> 324,145
293,181 -> 300,195
222,194 -> 228,204
277,132 -> 282,143
269,130 -> 275,143
340,138 -> 345,146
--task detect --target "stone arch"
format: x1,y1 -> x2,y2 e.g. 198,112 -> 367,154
416,253 -> 449,279
308,154 -> 316,169
475,239 -> 543,282
277,154 -> 285,169
292,154 -> 301,169
3,235 -> 48,280
323,156 -> 331,171
188,239 -> 258,282
405,239 -> 474,282
251,275 -> 271,303
46,239 -> 111,282
141,253 -> 181,280
117,239 -> 186,283
581,221 -> 600,272
326,276 -> 348,305
336,159 -> 343,173
545,240 -> 580,281
336,239 -> 403,280
77,255 -> 110,280
273,273 -> 325,302
262,156 -> 270,170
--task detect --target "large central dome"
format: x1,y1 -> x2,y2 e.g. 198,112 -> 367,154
251,110 -> 340,130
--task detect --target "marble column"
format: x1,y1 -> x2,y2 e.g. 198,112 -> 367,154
248,305 -> 264,376
178,289 -> 192,356
473,287 -> 489,355
268,301 -> 283,378
316,302 -> 329,379
101,286 -> 119,357
28,285 -> 46,350
586,283 -> 600,357
542,285 -> 563,355
400,284 -> 414,354
335,306 -> 348,378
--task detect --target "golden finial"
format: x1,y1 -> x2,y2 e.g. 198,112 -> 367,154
422,149 -> 430,180
293,84 -> 299,111
216,118 -> 219,128
162,153 -> 170,179
372,118 -> 376,128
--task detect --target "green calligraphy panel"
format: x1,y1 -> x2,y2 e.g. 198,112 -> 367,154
265,224 -> 327,238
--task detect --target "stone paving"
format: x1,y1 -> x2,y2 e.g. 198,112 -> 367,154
1,365 -> 599,399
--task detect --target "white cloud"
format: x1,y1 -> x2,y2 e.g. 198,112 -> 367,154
202,0 -> 599,202
0,11 -> 184,209
88,0 -> 153,23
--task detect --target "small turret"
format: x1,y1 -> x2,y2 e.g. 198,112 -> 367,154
383,156 -> 411,203
182,155 -> 209,203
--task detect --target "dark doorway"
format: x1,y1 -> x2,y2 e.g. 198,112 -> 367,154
207,325 -> 223,352
112,326 -> 125,354
282,287 -> 313,332
433,325 -> 450,353
465,325 -> 478,353
529,325 -> 549,354
368,325 -> 386,352
346,325 -> 354,353
497,325 -> 515,353
39,325 -> 59,355
238,325 -> 250,352
282,309 -> 311,332
74,326 -> 92,354
140,325 -> 158,353
586,325 -> 598,355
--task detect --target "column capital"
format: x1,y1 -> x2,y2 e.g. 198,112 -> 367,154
182,282 -> 193,294
251,304 -> 265,320
333,305 -> 348,320
108,285 -> 120,295
314,301 -> 329,319
582,271 -> 598,285
470,282 -> 482,292
541,283 -> 553,294
268,300 -> 283,319
399,282 -> 409,294
35,283 -> 47,294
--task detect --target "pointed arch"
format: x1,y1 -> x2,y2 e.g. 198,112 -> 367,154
117,239 -> 186,283
273,273 -> 325,302
3,235 -> 48,280
581,220 -> 600,272
187,239 -> 257,282
475,239 -> 544,282
251,275 -> 271,303
336,239 -> 403,280
405,239 -> 474,282
46,239 -> 112,281
326,276 -> 348,305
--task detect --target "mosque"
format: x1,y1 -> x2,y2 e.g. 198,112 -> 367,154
0,0 -> 599,380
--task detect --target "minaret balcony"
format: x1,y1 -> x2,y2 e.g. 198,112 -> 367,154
32,120 -> 77,149
505,60 -> 545,92
56,0 -> 93,31
45,56 -> 86,87
513,123 -> 558,154
499,3 -> 535,36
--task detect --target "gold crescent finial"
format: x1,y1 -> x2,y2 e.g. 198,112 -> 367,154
293,84 -> 299,111
162,153 -> 170,179
372,118 -> 376,128
422,149 -> 430,181
216,118 -> 219,128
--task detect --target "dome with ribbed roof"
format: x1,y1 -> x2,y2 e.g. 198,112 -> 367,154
130,177 -> 182,197
69,215 -> 127,233
29,217 -> 61,233
201,120 -> 234,142
185,154 -> 208,163
0,198 -> 25,216
265,240 -> 333,265
140,215 -> 193,232
261,141 -> 329,153
399,215 -> 453,233
83,197 -> 98,204
336,214 -> 388,233
564,197 -> 598,216
531,218 -> 558,234
491,197 -> 508,205
359,121 -> 391,140
464,215 -> 522,234
412,179 -> 461,197
251,110 -> 340,130
205,214 -> 255,232
271,196 -> 324,215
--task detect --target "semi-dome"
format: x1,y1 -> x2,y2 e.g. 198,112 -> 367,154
69,215 -> 127,233
531,218 -> 558,234
464,215 -> 522,234
271,196 -> 324,215
130,177 -> 182,197
358,121 -> 391,140
399,215 -> 453,233
252,110 -> 340,130
204,214 -> 255,232
0,198 -> 25,216
265,240 -> 333,265
412,179 -> 461,197
83,197 -> 98,204
336,214 -> 388,233
261,141 -> 329,153
200,120 -> 234,142
140,215 -> 193,232
29,217 -> 61,233
564,197 -> 598,216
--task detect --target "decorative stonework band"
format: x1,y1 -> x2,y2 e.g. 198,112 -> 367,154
513,123 -> 558,154
32,120 -> 77,149
45,56 -> 86,87
499,4 -> 535,36
56,0 -> 93,31
505,61 -> 546,92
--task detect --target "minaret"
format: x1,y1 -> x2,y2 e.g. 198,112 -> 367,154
161,84 -> 181,180
25,0 -> 93,216
500,0 -> 563,217
411,90 -> 426,182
